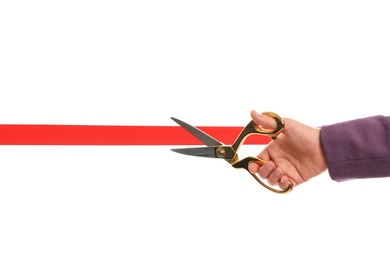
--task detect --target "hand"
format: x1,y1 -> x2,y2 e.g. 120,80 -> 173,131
248,110 -> 328,190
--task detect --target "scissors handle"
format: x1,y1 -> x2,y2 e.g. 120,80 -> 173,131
230,112 -> 284,153
229,112 -> 293,193
232,157 -> 293,194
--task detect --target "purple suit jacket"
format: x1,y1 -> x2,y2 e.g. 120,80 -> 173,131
320,115 -> 390,181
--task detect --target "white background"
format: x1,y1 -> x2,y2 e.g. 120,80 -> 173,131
1,1 -> 390,259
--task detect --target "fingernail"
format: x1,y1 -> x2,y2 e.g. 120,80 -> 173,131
253,110 -> 262,119
280,178 -> 285,184
248,162 -> 256,174
274,170 -> 281,178
265,163 -> 272,173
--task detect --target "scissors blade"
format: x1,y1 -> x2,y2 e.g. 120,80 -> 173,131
171,117 -> 222,147
171,147 -> 217,158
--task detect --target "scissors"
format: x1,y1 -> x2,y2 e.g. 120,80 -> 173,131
170,112 -> 293,194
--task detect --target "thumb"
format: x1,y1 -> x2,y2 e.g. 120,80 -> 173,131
250,110 -> 278,129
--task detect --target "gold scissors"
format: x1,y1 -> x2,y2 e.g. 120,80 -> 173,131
171,112 -> 293,194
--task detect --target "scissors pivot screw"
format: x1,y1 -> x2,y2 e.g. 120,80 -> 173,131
216,147 -> 226,158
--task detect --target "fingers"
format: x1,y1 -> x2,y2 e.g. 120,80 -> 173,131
249,161 -> 278,185
249,161 -> 293,190
250,110 -> 277,129
279,175 -> 292,190
248,161 -> 261,174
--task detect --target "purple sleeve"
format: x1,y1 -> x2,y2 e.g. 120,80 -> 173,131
320,115 -> 390,182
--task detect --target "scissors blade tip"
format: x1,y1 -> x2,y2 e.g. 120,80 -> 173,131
170,147 -> 217,158
170,117 -> 222,147
171,117 -> 183,125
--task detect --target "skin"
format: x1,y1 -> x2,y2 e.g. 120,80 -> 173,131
248,110 -> 328,190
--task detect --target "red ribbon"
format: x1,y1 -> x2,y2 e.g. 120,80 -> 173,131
0,124 -> 271,145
